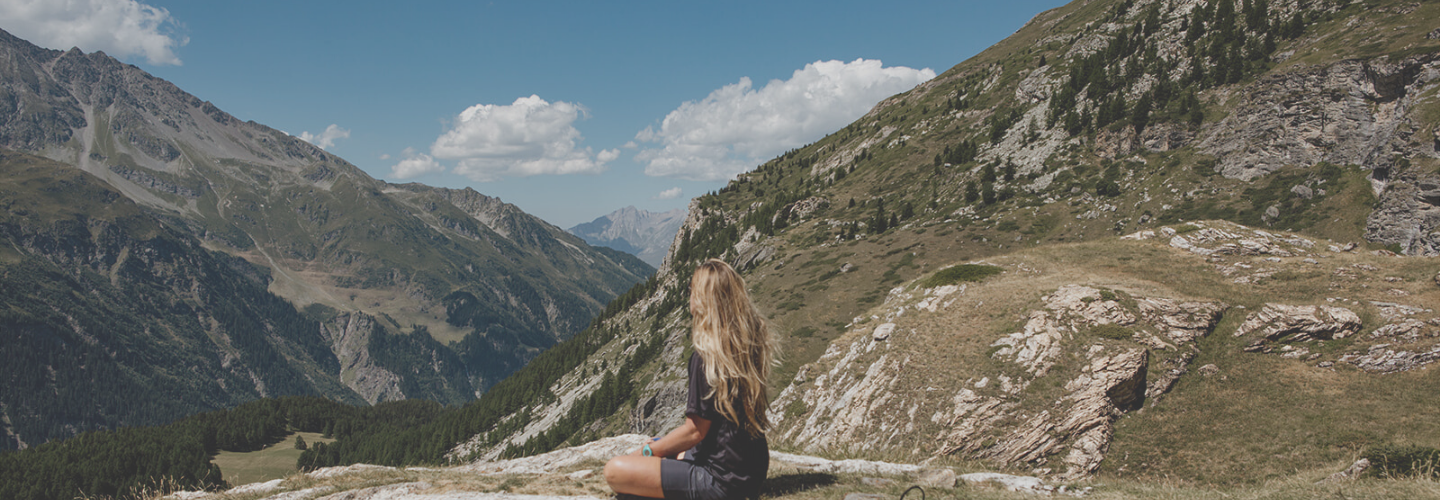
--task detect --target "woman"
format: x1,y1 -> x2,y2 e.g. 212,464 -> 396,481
605,259 -> 779,500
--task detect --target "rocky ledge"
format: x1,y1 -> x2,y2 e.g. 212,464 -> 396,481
166,435 -> 1075,500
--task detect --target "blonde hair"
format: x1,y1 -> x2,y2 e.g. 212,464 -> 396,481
689,259 -> 779,437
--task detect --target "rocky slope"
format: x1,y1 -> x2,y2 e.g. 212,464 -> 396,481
0,28 -> 651,449
568,206 -> 686,268
442,0 -> 1440,485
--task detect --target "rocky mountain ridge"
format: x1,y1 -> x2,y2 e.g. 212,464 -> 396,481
568,206 -> 686,268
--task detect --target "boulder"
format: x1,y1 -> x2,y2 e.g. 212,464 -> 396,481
916,467 -> 957,488
873,323 -> 896,341
1291,184 -> 1314,199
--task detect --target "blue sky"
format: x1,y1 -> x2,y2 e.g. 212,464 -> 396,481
1,0 -> 1068,228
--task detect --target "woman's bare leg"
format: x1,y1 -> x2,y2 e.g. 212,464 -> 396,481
604,455 -> 665,498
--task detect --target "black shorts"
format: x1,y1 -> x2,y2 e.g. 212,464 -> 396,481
660,459 -> 727,500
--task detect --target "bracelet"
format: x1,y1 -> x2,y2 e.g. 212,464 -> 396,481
642,443 -> 653,457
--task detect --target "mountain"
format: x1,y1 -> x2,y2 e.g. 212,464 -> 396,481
437,0 -> 1440,485
0,29 -> 652,450
568,206 -> 686,267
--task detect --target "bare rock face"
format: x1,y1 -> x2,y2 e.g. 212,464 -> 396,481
1366,173 -> 1440,256
321,313 -> 404,404
1233,304 -> 1362,342
1198,54 -> 1440,182
1184,46 -> 1440,255
629,379 -> 686,437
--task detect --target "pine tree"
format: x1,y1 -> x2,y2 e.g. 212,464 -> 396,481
1132,92 -> 1153,135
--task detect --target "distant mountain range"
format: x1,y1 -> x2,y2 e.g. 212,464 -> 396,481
0,28 -> 651,450
568,206 -> 685,268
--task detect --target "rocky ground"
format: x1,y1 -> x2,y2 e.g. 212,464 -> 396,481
161,433 -> 1440,500
165,435 -> 1071,500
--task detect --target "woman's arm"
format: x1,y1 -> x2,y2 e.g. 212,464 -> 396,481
634,415 -> 710,458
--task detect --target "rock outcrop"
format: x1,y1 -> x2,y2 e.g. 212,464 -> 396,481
771,281 -> 1225,480
1340,344 -> 1440,374
1233,304 -> 1363,342
321,313 -> 406,404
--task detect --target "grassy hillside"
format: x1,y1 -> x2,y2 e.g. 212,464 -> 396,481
439,0 -> 1440,487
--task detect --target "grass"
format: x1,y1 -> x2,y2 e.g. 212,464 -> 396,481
211,432 -> 335,486
919,264 -> 1005,288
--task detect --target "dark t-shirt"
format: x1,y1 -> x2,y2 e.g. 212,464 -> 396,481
684,352 -> 769,497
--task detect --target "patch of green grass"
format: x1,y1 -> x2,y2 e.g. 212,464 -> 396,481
212,432 -> 334,486
920,264 -> 1004,288
1090,323 -> 1133,340
1365,443 -> 1440,479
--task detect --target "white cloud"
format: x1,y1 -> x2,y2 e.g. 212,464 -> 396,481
432,95 -> 614,182
653,187 -> 682,200
636,59 -> 935,181
0,0 -> 188,65
379,153 -> 391,160
298,124 -> 350,150
390,147 -> 444,179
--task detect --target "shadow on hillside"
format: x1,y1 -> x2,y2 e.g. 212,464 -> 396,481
761,472 -> 839,496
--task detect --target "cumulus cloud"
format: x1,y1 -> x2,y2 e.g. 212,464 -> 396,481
390,148 -> 444,179
298,124 -> 350,150
635,59 -> 934,181
653,187 -> 682,200
431,95 -> 616,182
0,0 -> 188,65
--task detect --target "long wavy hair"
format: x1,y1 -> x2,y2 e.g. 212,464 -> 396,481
689,259 -> 779,437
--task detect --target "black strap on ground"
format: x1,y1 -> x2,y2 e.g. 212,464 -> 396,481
900,485 -> 924,500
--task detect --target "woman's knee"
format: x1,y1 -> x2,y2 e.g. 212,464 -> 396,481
603,456 -> 630,485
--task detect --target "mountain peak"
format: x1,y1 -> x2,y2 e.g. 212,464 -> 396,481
568,206 -> 686,267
